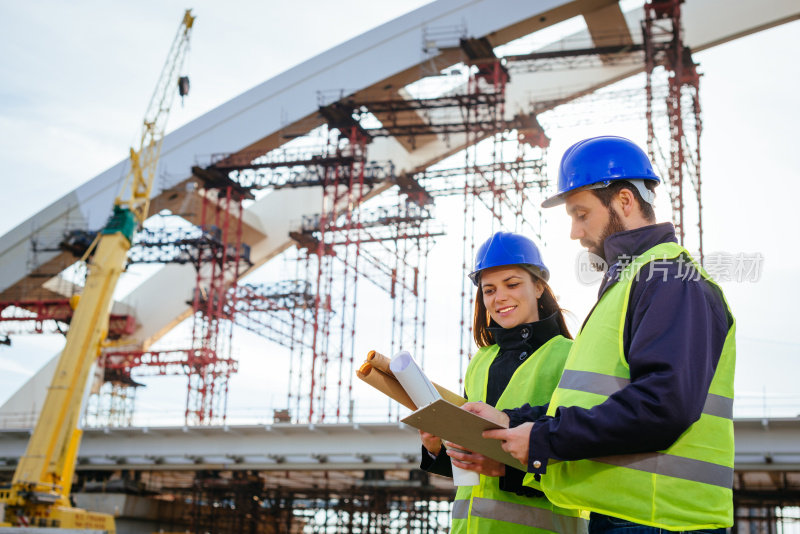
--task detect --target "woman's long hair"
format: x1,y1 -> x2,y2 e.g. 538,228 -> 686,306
472,267 -> 572,348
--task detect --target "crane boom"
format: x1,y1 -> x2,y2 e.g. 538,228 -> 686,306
0,10 -> 195,532
122,8 -> 195,225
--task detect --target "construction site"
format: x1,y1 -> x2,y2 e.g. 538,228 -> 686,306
0,1 -> 799,532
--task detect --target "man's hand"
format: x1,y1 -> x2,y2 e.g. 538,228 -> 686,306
444,441 -> 506,477
483,422 -> 534,466
419,430 -> 442,455
461,401 -> 510,427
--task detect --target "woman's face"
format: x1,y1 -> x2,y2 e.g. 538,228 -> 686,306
480,265 -> 544,329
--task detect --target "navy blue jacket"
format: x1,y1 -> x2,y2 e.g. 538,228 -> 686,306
508,223 -> 732,475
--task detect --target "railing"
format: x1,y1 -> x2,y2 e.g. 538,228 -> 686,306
2,395 -> 797,430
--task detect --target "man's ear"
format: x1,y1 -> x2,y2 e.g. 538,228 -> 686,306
615,187 -> 637,217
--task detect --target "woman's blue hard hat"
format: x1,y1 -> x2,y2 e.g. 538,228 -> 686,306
542,135 -> 661,208
468,232 -> 549,286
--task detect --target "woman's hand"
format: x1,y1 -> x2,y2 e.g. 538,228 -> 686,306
461,401 -> 510,428
444,442 -> 506,477
482,422 -> 533,466
419,430 -> 442,455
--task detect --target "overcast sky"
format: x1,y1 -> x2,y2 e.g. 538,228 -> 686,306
1,1 -> 798,422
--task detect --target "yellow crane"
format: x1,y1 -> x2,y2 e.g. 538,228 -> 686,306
0,9 -> 195,531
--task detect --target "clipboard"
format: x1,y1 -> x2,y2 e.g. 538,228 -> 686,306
401,398 -> 522,467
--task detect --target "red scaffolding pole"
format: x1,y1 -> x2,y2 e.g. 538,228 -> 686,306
644,0 -> 704,263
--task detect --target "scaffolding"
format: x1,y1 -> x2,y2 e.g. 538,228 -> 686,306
40,468 -> 455,534
499,5 -> 705,261
643,0 -> 704,262
0,299 -> 135,339
180,470 -> 453,534
93,178 -> 252,426
206,125 -> 442,424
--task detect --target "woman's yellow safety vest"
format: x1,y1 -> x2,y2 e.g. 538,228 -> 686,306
537,242 -> 735,530
451,335 -> 586,534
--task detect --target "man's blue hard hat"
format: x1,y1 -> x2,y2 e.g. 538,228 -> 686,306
541,135 -> 661,208
468,232 -> 549,286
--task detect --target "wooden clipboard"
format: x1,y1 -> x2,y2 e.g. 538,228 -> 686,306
401,399 -> 522,467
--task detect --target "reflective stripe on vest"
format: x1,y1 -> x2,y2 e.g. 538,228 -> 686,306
540,242 -> 736,530
557,369 -> 734,420
470,497 -> 586,534
452,499 -> 470,520
591,452 -> 734,488
455,337 -> 586,534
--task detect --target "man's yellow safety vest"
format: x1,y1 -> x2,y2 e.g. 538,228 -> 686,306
536,242 -> 735,530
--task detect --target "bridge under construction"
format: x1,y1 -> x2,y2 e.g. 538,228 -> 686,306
1,1 -> 799,532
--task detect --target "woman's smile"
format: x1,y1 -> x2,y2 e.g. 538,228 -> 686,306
496,305 -> 517,316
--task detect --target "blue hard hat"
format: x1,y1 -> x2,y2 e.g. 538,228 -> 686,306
541,135 -> 661,208
468,232 -> 549,286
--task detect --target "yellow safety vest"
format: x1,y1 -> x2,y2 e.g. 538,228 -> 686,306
451,335 -> 586,534
537,242 -> 735,530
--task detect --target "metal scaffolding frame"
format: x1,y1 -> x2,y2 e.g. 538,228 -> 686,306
643,0 -> 704,262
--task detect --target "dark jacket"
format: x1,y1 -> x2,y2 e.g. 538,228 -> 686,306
509,223 -> 732,475
421,313 -> 563,495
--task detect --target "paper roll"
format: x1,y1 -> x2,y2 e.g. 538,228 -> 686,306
366,350 -> 465,406
356,362 -> 417,411
389,351 -> 441,407
448,447 -> 481,486
367,350 -> 393,375
452,468 -> 480,486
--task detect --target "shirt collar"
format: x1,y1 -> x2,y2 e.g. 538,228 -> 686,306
596,222 -> 679,298
602,222 -> 678,267
488,312 -> 561,352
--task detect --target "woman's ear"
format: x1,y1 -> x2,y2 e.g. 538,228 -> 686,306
535,280 -> 545,300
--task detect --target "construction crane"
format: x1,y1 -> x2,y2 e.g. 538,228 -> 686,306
0,10 -> 195,531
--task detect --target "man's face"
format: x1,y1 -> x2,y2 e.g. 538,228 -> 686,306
565,189 -> 625,261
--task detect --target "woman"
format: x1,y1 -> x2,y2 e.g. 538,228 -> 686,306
419,231 -> 585,534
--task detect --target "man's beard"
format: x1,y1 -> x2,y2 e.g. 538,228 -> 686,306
586,206 -> 626,263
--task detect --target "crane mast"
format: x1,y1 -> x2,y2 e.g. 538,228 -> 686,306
0,10 -> 195,532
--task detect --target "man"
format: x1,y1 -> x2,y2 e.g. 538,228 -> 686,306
458,136 -> 735,533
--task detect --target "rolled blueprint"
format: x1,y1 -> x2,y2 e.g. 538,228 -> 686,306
389,351 -> 440,407
389,350 -> 479,486
367,350 -> 393,375
368,350 -> 466,407
356,362 -> 417,411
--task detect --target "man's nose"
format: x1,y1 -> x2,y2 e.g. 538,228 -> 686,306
570,221 -> 582,241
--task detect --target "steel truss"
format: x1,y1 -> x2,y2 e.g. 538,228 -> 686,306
0,299 -> 135,339
80,32 -> 553,428
504,43 -> 645,72
195,150 -> 394,192
644,0 -> 704,262
166,469 -> 453,534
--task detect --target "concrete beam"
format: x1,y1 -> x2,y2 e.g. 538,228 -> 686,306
0,419 -> 797,473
